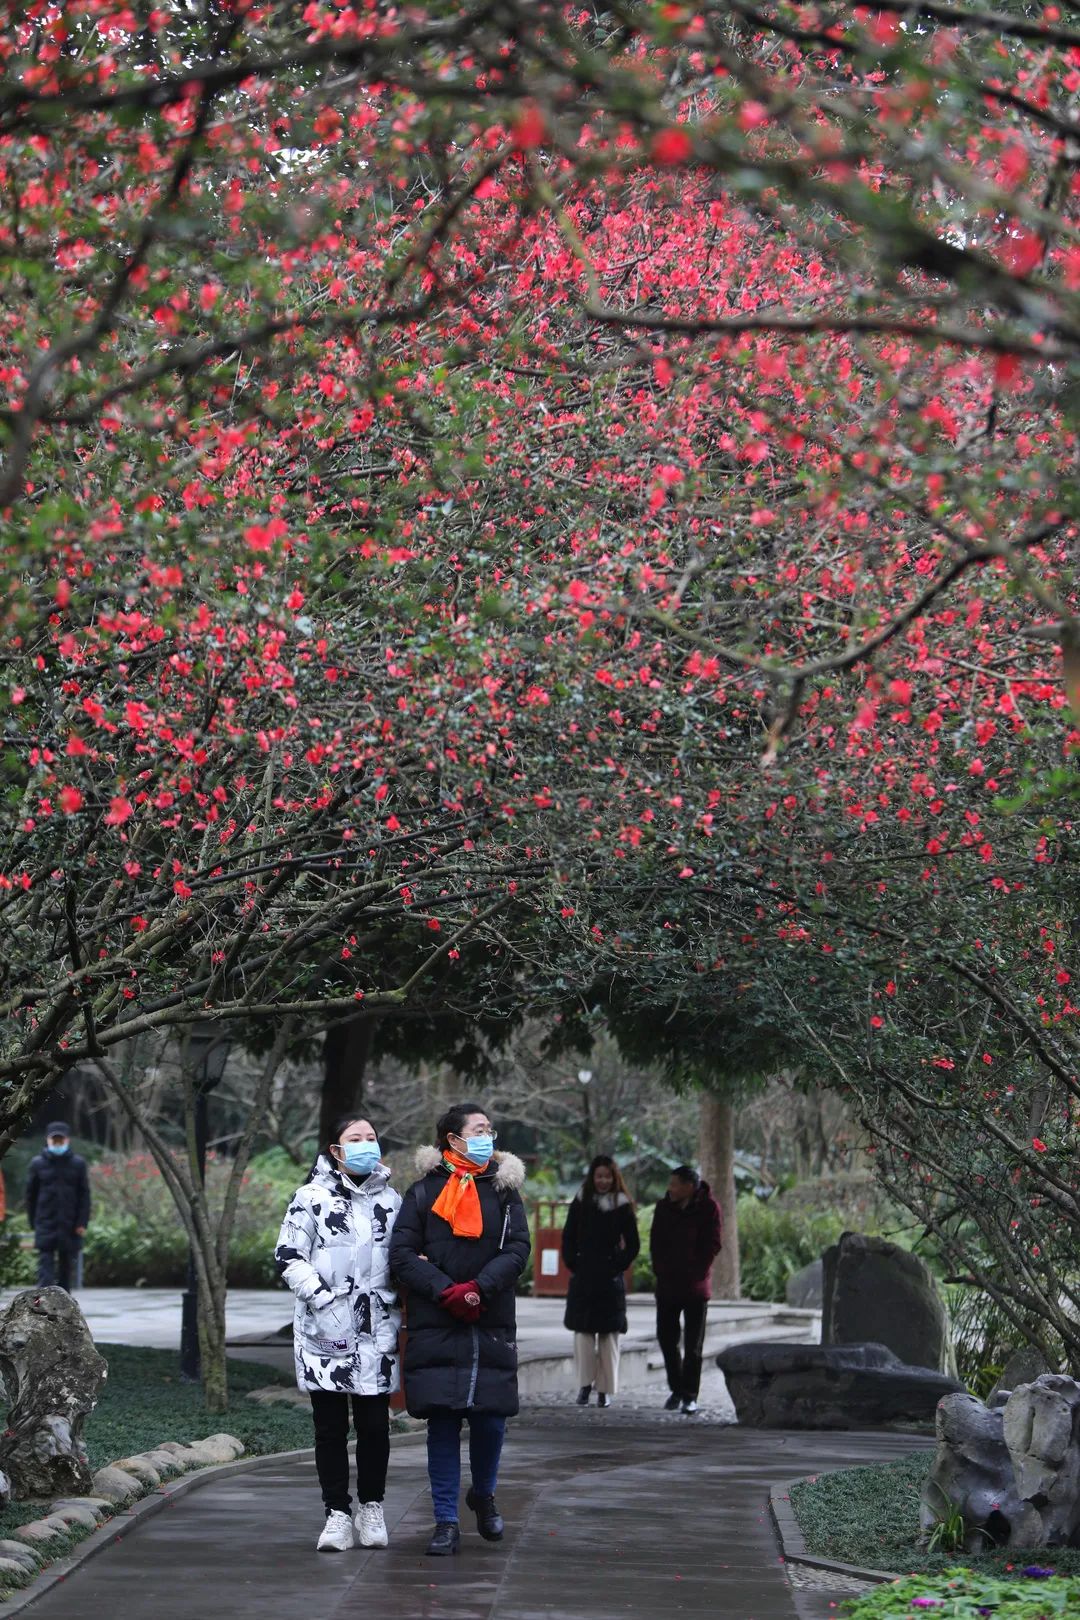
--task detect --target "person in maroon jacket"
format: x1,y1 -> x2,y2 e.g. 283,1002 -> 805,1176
649,1166 -> 723,1413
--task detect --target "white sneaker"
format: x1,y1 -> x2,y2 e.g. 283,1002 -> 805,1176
317,1509 -> 358,1552
355,1501 -> 388,1548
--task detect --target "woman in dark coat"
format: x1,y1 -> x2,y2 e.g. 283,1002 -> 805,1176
561,1155 -> 639,1408
389,1102 -> 530,1558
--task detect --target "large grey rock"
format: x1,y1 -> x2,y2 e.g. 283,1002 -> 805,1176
785,1259 -> 823,1310
717,1340 -> 963,1429
990,1346 -> 1050,1405
1004,1375 -> 1080,1546
823,1232 -> 949,1371
920,1391 -> 1036,1551
0,1287 -> 107,1501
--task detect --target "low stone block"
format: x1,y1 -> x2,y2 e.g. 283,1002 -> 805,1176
47,1503 -> 100,1531
51,1496 -> 111,1520
141,1448 -> 186,1478
91,1466 -> 143,1503
246,1385 -> 309,1409
0,1538 -> 42,1569
14,1518 -> 66,1545
993,1345 -> 1050,1398
785,1259 -> 824,1310
111,1455 -> 161,1487
188,1433 -> 245,1465
717,1340 -> 963,1429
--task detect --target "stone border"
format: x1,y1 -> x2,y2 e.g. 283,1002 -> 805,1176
769,1474 -> 900,1586
0,1432 -> 427,1615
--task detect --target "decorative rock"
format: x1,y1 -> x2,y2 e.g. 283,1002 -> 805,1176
14,1516 -> 69,1544
90,1465 -> 142,1503
990,1346 -> 1051,1404
246,1385 -> 310,1409
0,1557 -> 30,1580
717,1340 -> 963,1429
822,1232 -> 950,1372
47,1503 -> 100,1531
0,1538 -> 43,1569
785,1259 -> 823,1310
920,1391 -> 1035,1550
111,1455 -> 162,1487
155,1440 -> 196,1458
187,1433 -> 245,1465
1004,1374 -> 1080,1546
51,1496 -> 111,1520
141,1448 -> 186,1478
0,1287 -> 107,1501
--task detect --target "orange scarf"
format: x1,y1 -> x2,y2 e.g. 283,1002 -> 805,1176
431,1149 -> 491,1238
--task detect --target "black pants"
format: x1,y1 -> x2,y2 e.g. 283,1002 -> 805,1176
656,1298 -> 708,1400
310,1391 -> 390,1514
36,1246 -> 76,1290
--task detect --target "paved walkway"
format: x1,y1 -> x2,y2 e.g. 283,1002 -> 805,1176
24,1411 -> 925,1620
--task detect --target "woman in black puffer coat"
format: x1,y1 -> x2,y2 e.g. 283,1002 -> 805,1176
389,1102 -> 530,1558
562,1155 -> 639,1408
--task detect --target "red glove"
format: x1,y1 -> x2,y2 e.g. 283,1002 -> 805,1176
440,1281 -> 482,1322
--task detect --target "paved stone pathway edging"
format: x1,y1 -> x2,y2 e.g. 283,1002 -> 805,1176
770,1475 -> 901,1585
13,1410 -> 931,1620
0,1437 -> 428,1616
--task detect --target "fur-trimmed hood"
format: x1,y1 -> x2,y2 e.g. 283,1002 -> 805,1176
413,1145 -> 526,1193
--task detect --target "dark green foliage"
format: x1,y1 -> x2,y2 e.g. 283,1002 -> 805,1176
791,1453 -> 1080,1578
843,1568 -> 1080,1620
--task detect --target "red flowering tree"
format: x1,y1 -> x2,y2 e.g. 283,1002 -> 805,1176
0,0 -> 1078,1369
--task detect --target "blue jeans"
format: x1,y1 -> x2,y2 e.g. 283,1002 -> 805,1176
426,1412 -> 506,1523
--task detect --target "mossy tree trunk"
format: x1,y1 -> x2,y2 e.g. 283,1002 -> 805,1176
698,1094 -> 740,1299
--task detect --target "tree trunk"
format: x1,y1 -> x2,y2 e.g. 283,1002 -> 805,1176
198,1268 -> 229,1416
698,1094 -> 740,1298
320,1016 -> 374,1146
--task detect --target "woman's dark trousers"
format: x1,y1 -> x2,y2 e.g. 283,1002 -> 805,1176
309,1391 -> 390,1513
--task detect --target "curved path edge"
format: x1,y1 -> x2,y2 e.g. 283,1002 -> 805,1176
770,1475 -> 898,1585
1,1434 -> 427,1616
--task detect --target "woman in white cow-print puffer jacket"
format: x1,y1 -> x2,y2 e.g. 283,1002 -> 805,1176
275,1114 -> 402,1553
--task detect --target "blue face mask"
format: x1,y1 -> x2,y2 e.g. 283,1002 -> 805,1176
47,1143 -> 69,1156
463,1135 -> 494,1166
341,1141 -> 381,1176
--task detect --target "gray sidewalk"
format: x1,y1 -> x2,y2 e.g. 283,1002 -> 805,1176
35,1288 -> 818,1396
19,1412 -> 922,1620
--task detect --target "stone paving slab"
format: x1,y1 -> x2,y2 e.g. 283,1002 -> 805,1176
17,1407 -> 927,1620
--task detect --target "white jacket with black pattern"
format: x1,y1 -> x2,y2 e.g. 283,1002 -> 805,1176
275,1155 -> 402,1396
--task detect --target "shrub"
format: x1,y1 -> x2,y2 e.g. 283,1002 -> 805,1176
82,1150 -> 295,1287
0,1217 -> 35,1287
736,1194 -> 847,1302
842,1567 -> 1080,1619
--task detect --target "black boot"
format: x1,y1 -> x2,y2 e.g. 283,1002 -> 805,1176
426,1521 -> 461,1557
466,1488 -> 504,1542
576,1384 -> 592,1405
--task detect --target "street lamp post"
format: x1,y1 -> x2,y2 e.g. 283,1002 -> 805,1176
577,1068 -> 593,1161
179,1022 -> 232,1384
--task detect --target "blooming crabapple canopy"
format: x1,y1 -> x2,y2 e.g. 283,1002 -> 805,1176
0,0 -> 1075,1358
